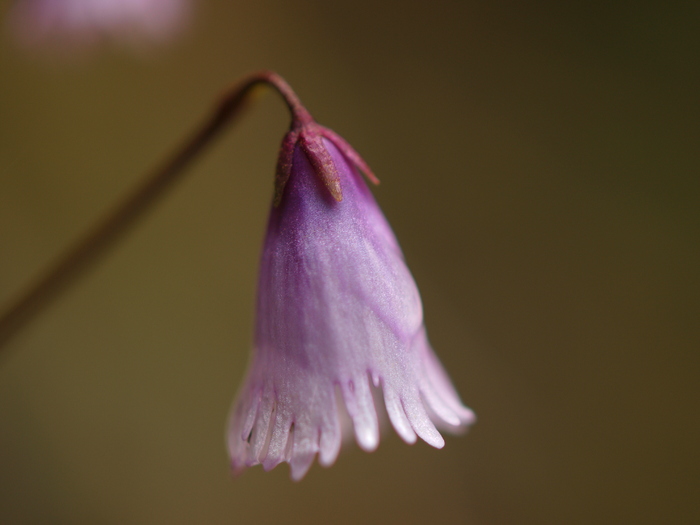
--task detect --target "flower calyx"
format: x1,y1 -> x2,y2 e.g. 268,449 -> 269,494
274,119 -> 380,207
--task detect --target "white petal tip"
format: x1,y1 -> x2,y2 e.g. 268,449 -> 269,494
440,411 -> 464,427
318,447 -> 340,467
289,454 -> 315,481
462,408 -> 477,425
413,417 -> 445,449
317,456 -> 335,468
400,431 -> 418,445
356,430 -> 380,452
318,439 -> 341,467
262,458 -> 283,472
429,435 -> 446,449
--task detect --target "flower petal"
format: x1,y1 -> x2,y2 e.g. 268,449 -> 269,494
383,384 -> 417,445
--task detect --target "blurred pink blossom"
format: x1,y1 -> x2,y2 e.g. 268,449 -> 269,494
8,0 -> 190,52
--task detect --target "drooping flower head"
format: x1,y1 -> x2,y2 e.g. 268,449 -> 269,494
8,0 -> 190,52
228,75 -> 475,480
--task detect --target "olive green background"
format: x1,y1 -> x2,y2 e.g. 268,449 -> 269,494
0,1 -> 698,524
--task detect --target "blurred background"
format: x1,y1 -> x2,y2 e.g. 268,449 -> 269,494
0,1 -> 698,523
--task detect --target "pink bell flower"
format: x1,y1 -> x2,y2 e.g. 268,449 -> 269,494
227,94 -> 475,480
8,0 -> 189,51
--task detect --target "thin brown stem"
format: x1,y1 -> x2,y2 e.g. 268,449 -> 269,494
0,70 -> 311,351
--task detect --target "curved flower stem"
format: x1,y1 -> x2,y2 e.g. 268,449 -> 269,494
0,70 -> 309,351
